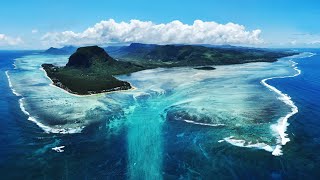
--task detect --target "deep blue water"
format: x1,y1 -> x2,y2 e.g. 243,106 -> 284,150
0,50 -> 320,179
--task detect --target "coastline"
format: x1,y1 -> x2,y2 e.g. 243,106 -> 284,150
40,67 -> 137,97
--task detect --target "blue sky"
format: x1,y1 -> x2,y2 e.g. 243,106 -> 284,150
1,0 -> 320,49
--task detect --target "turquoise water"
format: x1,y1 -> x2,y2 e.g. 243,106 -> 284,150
1,51 -> 318,179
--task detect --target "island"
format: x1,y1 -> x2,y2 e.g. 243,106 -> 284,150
194,66 -> 216,70
42,44 -> 297,95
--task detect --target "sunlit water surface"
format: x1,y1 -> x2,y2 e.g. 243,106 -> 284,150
1,51 -> 319,179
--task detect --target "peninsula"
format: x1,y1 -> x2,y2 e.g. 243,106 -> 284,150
42,46 -> 145,95
42,44 -> 297,95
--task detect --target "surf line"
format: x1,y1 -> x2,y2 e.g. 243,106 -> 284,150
21,97 -> 83,134
5,70 -> 83,134
5,70 -> 21,96
261,52 -> 315,156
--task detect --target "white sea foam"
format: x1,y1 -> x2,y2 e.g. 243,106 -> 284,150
8,56 -> 103,134
183,119 -> 225,127
259,52 -> 315,156
272,145 -> 283,156
220,52 -> 315,156
224,136 -> 274,152
5,71 -> 21,96
18,98 -> 83,134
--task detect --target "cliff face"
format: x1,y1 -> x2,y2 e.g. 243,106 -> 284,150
66,46 -> 116,68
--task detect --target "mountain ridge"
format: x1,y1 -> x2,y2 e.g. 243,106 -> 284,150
41,44 -> 298,95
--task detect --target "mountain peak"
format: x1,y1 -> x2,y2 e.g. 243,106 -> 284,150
66,46 -> 115,68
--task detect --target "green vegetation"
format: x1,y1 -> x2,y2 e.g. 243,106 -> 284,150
108,43 -> 297,67
42,46 -> 145,95
42,44 -> 297,95
194,66 -> 216,70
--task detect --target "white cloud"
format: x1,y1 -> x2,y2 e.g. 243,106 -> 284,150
32,29 -> 38,34
41,19 -> 263,46
308,40 -> 320,45
290,40 -> 297,45
0,34 -> 23,46
278,32 -> 320,47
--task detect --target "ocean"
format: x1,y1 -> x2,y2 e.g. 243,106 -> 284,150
0,49 -> 319,179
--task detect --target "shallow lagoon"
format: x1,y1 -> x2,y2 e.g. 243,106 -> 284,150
4,52 -> 313,179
